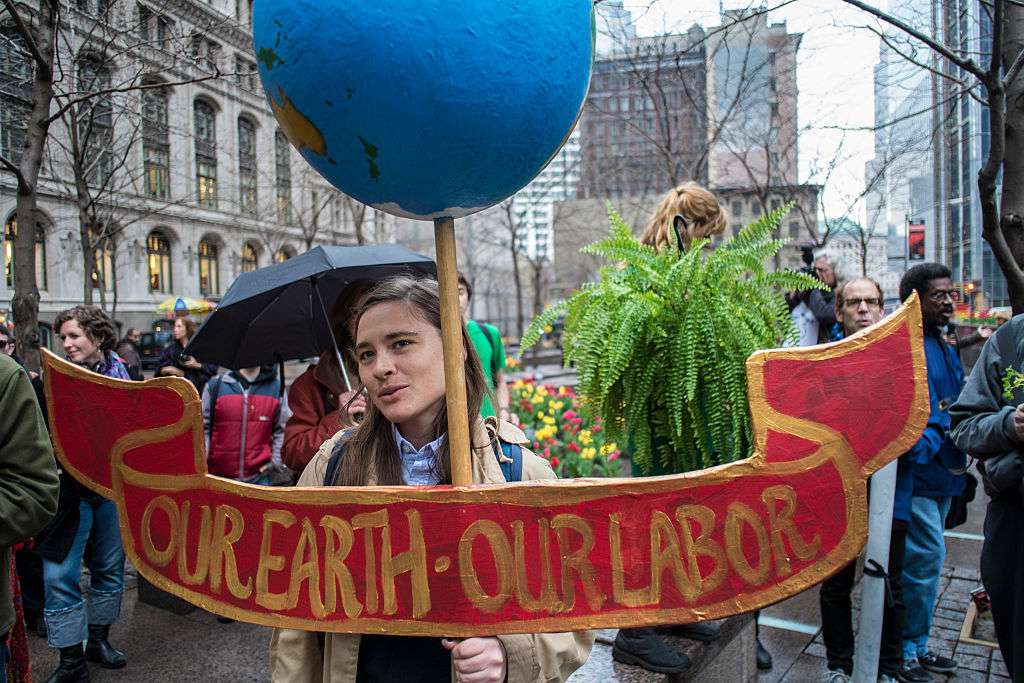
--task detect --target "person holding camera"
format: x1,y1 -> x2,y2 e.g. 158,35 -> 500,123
788,251 -> 841,345
157,317 -> 217,396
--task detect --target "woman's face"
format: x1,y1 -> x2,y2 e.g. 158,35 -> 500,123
354,301 -> 446,432
60,319 -> 103,366
173,318 -> 187,341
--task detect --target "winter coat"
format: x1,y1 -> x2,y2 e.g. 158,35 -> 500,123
282,352 -> 351,472
115,338 -> 143,380
35,352 -> 130,563
951,314 -> 1024,500
908,328 -> 967,500
269,418 -> 595,683
202,369 -> 287,482
0,354 -> 59,636
158,340 -> 217,395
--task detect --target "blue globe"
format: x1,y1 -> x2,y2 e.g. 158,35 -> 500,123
253,0 -> 593,221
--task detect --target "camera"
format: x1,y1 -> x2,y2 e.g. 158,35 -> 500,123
797,244 -> 817,278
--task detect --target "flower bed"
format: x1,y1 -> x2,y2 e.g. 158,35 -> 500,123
510,379 -> 621,478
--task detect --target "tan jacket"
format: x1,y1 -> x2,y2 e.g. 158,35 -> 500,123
269,418 -> 595,682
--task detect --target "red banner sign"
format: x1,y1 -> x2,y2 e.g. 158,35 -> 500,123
42,298 -> 927,636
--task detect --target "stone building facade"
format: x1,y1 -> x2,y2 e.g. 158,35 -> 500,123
0,0 -> 396,345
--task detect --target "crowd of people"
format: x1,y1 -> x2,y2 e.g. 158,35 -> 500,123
0,183 -> 1021,683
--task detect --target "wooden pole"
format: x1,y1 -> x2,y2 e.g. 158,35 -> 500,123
434,217 -> 473,486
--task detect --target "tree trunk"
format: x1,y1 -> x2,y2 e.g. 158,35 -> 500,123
110,242 -> 119,321
511,251 -> 524,342
11,1 -> 58,372
998,2 -> 1024,312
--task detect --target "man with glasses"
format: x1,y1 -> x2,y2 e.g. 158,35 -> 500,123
892,263 -> 965,682
818,278 -> 912,683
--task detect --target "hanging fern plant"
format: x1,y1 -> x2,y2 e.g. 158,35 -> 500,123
521,204 -> 823,474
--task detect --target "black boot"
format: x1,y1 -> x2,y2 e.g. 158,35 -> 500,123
45,645 -> 90,683
612,627 -> 691,674
85,624 -> 126,669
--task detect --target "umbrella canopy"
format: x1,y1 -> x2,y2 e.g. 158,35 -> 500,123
157,296 -> 217,316
185,244 -> 435,370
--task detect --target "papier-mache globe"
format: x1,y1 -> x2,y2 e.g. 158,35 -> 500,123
252,0 -> 594,221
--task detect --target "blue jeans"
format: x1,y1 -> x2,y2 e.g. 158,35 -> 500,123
43,498 -> 125,648
902,495 -> 951,661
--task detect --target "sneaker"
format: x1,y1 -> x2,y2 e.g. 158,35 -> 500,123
896,660 -> 933,683
917,651 -> 957,674
612,629 -> 691,674
824,668 -> 851,682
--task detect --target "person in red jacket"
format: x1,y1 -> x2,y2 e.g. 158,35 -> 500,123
202,366 -> 289,485
282,280 -> 370,473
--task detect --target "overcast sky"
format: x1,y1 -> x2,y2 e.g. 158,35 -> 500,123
612,0 -> 883,226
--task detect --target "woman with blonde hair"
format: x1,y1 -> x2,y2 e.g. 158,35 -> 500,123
639,182 -> 728,252
270,276 -> 593,682
616,182 -> 775,674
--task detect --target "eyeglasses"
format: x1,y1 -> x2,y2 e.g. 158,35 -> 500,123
927,289 -> 959,303
0,339 -> 12,347
843,297 -> 882,309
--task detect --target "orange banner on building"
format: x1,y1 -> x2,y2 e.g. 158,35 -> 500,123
42,297 -> 927,636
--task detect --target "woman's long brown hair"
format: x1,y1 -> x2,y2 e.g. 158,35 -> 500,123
335,276 -> 488,486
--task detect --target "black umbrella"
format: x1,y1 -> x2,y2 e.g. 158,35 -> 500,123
185,245 -> 435,383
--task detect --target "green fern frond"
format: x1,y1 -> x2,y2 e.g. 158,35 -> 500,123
521,204 -> 809,472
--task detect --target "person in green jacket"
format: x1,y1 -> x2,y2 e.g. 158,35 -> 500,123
0,352 -> 59,682
457,272 -> 511,420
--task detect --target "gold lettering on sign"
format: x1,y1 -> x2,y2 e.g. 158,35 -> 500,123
140,495 -> 179,568
650,510 -> 697,603
609,513 -> 653,607
177,501 -> 212,585
351,510 -> 388,615
724,502 -> 771,586
675,505 -> 727,597
209,504 -> 252,600
513,519 -> 562,613
321,515 -> 362,619
762,485 -> 822,577
380,510 -> 430,618
256,509 -> 296,610
459,519 -> 513,613
552,514 -> 604,612
288,517 -> 325,617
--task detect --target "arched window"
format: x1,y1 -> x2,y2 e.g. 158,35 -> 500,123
241,241 -> 259,273
147,230 -> 172,293
274,246 -> 294,263
0,29 -> 32,164
142,86 -> 170,198
194,100 -> 217,208
238,116 -> 258,215
90,228 -> 114,291
4,215 -> 47,290
198,238 -> 219,296
275,130 -> 292,224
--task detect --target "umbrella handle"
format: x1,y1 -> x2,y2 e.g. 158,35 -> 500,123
313,280 -> 353,392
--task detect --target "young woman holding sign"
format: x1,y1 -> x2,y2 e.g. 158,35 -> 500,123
270,277 -> 594,683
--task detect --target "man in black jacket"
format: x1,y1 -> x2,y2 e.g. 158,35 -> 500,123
950,314 -> 1024,681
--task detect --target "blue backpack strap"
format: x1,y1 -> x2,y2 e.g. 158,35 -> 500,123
493,439 -> 523,482
323,441 -> 346,486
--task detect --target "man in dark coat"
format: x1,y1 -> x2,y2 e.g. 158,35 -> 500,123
950,313 -> 1024,681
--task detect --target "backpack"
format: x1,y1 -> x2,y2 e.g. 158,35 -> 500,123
323,437 -> 523,486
